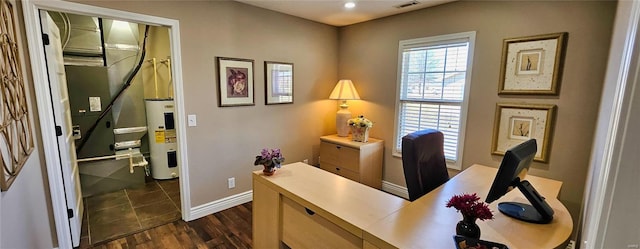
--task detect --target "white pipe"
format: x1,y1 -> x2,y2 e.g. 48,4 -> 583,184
130,157 -> 149,174
76,152 -> 141,162
77,149 -> 148,174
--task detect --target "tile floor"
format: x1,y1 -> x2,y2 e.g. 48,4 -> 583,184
80,178 -> 181,246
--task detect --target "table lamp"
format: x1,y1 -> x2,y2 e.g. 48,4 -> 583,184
329,79 -> 360,137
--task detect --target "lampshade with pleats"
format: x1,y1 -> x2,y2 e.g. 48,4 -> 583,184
329,79 -> 361,100
329,79 -> 360,137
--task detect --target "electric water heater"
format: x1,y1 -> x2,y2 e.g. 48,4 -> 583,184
145,99 -> 179,179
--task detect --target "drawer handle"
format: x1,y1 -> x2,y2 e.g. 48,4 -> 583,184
305,208 -> 315,215
336,145 -> 341,149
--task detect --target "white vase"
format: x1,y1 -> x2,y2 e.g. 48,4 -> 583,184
350,126 -> 370,142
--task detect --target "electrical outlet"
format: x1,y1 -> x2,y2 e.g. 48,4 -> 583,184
566,240 -> 575,249
303,159 -> 309,164
228,177 -> 235,189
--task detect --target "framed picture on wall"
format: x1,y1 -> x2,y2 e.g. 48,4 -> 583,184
498,32 -> 567,95
216,57 -> 255,107
264,61 -> 293,105
491,103 -> 556,163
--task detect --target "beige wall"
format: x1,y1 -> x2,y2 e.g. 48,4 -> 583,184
10,0 -> 619,244
1,0 -> 56,247
338,0 -> 616,222
71,0 -> 339,207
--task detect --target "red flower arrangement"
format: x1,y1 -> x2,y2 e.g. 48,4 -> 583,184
446,193 -> 494,221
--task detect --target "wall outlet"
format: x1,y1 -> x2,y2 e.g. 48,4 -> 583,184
566,240 -> 575,249
303,159 -> 309,164
228,177 -> 235,189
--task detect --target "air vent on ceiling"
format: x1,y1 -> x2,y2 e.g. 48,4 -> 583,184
395,0 -> 420,9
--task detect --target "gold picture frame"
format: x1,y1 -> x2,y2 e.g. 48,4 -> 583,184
498,32 -> 567,95
491,103 -> 556,163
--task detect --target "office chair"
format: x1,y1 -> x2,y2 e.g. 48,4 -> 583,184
401,129 -> 450,201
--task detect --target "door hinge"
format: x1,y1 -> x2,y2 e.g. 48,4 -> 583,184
55,126 -> 62,136
67,209 -> 74,218
42,33 -> 50,45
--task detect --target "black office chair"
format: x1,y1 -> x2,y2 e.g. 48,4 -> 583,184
401,129 -> 450,201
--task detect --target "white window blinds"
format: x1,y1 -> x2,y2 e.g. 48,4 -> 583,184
394,32 -> 475,168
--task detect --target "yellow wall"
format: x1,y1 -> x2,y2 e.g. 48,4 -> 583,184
142,26 -> 173,99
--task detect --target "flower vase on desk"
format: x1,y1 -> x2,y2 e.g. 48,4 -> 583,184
348,115 -> 373,142
254,148 -> 285,177
262,165 -> 277,176
350,126 -> 370,142
456,215 -> 481,239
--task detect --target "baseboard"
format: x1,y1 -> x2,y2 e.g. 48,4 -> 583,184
188,190 -> 253,221
382,180 -> 409,200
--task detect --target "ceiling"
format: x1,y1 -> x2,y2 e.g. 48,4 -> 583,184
234,0 -> 456,27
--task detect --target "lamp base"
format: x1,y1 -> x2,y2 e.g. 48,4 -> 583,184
336,108 -> 351,137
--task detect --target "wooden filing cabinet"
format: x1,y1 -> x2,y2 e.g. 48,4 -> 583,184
319,134 -> 383,189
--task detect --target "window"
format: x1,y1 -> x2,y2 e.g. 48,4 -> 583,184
394,32 -> 475,169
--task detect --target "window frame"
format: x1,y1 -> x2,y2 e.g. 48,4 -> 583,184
392,31 -> 476,170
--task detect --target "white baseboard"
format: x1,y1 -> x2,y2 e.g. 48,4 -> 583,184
382,180 -> 409,200
188,190 -> 253,221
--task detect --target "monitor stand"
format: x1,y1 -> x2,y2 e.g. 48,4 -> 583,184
498,180 -> 554,224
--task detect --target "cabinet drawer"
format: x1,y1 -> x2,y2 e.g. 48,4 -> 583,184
319,162 -> 360,182
282,197 -> 361,249
320,141 -> 360,172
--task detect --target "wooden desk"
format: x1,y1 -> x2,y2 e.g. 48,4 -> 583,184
253,162 -> 409,248
363,164 -> 573,249
252,163 -> 573,249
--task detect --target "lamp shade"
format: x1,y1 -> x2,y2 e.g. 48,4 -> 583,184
329,79 -> 361,100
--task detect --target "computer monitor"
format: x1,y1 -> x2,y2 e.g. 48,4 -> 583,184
485,139 -> 554,224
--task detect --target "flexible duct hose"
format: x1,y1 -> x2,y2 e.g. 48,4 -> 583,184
76,25 -> 150,153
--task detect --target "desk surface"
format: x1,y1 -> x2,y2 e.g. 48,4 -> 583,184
252,162 -> 410,237
363,164 -> 573,249
253,163 -> 573,249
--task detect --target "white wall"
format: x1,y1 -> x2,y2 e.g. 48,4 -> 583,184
1,151 -> 55,249
0,1 -> 57,247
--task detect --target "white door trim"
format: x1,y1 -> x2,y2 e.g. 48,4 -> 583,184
22,1 -> 191,247
581,1 -> 640,248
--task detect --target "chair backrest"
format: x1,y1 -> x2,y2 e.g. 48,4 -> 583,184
401,129 -> 450,201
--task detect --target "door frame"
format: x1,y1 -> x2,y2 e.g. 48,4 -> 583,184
21,1 -> 191,248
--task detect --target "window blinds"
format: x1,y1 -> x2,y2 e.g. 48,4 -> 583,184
396,42 -> 469,161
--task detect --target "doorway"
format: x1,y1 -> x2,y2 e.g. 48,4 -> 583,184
22,1 -> 190,248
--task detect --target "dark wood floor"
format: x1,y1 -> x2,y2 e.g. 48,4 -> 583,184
82,202 -> 253,249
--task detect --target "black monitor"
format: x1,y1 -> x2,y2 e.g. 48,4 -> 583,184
485,139 -> 554,224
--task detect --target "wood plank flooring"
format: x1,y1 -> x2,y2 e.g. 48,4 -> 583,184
81,202 -> 253,249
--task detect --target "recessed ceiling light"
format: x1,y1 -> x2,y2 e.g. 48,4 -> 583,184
344,2 -> 356,9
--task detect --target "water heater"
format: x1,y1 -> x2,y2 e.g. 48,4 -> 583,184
145,99 -> 178,179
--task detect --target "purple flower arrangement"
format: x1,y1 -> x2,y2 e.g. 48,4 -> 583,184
254,148 -> 285,168
446,193 -> 494,221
